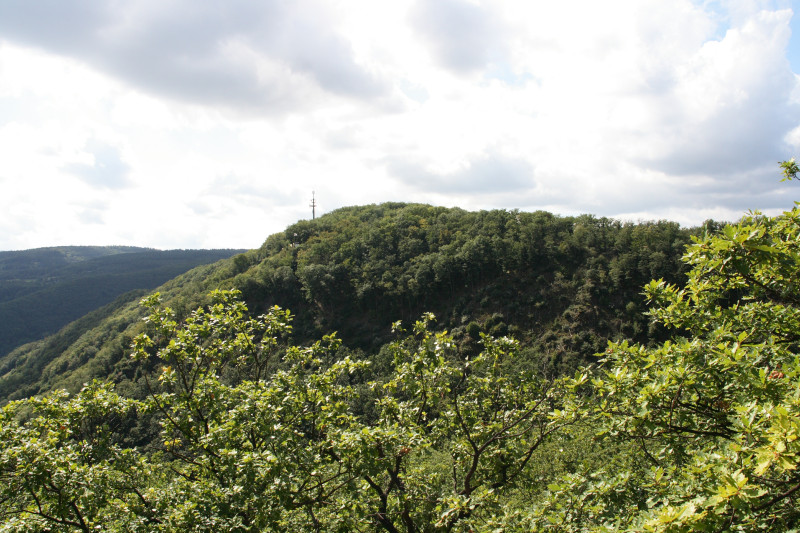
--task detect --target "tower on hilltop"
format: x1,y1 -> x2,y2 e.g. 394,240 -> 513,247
310,191 -> 317,220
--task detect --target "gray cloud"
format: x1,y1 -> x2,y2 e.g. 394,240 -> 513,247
76,206 -> 106,225
193,174 -> 301,214
644,89 -> 800,182
70,198 -> 110,226
63,140 -> 131,190
387,153 -> 535,195
0,0 -> 387,114
410,0 -> 506,74
675,168 -> 794,212
531,163 -> 797,225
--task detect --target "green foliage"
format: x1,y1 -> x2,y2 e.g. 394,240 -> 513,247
0,382 -> 158,532
0,291 -> 147,402
0,290 -> 577,531
780,157 -> 798,181
1,204 -> 695,405
2,161 -> 799,531
531,165 -> 800,531
342,314 -> 576,530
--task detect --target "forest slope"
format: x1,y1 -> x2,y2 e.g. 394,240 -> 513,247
2,161 -> 798,532
0,203 -> 702,402
0,247 -> 244,358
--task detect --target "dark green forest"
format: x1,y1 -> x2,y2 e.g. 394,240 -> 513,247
0,246 -> 245,358
1,160 -> 798,531
0,204 -> 696,403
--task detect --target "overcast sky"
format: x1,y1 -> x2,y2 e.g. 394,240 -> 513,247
1,0 -> 799,251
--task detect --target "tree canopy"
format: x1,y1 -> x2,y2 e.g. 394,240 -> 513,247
1,289 -> 579,531
1,204 -> 694,403
521,160 -> 800,531
1,162 -> 798,531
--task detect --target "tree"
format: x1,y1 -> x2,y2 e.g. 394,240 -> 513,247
525,162 -> 800,531
132,293 -> 576,531
1,289 -> 575,531
131,289 -> 361,530
332,314 -> 576,531
0,382 -> 159,532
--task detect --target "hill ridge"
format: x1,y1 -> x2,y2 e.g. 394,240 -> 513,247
0,247 -> 245,358
0,203 -> 703,402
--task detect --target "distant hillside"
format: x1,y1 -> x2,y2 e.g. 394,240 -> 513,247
0,246 -> 144,295
0,204 -> 708,403
0,246 -> 245,357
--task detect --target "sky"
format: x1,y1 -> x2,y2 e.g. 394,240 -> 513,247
1,0 -> 799,251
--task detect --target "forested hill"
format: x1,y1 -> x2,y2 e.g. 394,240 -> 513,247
0,203 -> 703,402
0,246 -> 145,288
0,246 -> 244,358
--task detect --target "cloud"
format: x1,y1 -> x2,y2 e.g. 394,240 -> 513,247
0,0 -> 799,251
196,174 -> 301,212
410,0 -> 506,74
638,9 -> 800,179
76,201 -> 108,225
387,153 -> 535,195
0,0 -> 387,115
63,140 -> 131,190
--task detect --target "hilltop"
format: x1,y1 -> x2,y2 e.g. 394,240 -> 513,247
0,203 -> 700,402
4,192 -> 797,530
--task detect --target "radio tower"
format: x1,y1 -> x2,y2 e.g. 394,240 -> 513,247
309,191 -> 317,220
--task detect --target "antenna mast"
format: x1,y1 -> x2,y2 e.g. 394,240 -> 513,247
310,191 -> 317,220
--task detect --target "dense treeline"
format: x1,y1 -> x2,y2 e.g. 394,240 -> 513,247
1,157 -> 799,531
0,247 -> 245,358
1,204 -> 698,403
0,246 -> 144,286
241,204 -> 696,359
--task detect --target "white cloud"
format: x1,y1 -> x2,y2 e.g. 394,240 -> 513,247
63,139 -> 132,190
0,0 -> 798,251
639,8 -> 798,177
410,0 -> 507,74
0,0 -> 387,114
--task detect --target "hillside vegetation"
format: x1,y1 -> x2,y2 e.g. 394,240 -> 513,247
0,204 -> 697,402
1,159 -> 799,531
0,247 -> 244,358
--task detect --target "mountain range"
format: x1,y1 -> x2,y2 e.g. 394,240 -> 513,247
0,246 -> 245,361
